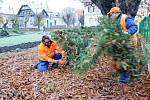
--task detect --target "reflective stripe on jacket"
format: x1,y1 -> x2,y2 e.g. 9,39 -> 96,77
120,14 -> 138,46
38,41 -> 62,63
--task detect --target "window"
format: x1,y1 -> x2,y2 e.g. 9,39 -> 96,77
50,22 -> 52,27
19,19 -> 24,27
88,6 -> 90,12
54,20 -> 56,25
19,11 -> 24,16
92,6 -> 95,12
88,6 -> 95,13
30,19 -> 33,25
47,20 -> 49,27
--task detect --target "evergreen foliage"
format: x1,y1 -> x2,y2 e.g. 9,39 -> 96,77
52,16 -> 146,81
0,30 -> 9,36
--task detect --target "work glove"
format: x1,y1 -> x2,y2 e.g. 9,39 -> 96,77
57,60 -> 65,65
53,60 -> 59,63
55,50 -> 58,54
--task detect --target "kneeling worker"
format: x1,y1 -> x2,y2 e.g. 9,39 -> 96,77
35,35 -> 69,72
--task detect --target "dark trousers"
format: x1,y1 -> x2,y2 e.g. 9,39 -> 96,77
119,70 -> 129,83
36,53 -> 62,72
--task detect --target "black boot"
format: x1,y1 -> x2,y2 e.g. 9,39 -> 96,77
65,57 -> 70,65
52,63 -> 58,68
65,60 -> 70,65
34,64 -> 38,69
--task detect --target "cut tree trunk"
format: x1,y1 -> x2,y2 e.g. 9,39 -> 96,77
91,0 -> 141,15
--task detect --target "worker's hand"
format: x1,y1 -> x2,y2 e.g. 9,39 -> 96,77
124,32 -> 129,35
55,50 -> 58,54
58,60 -> 65,64
53,60 -> 59,63
65,60 -> 70,65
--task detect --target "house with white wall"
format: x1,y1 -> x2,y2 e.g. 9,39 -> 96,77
51,13 -> 66,28
75,9 -> 84,27
82,0 -> 102,27
1,4 -> 84,29
17,5 -> 36,28
17,5 -> 52,29
17,5 -> 67,29
40,9 -> 51,28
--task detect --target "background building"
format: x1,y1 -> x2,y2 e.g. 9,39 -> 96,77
82,0 -> 102,27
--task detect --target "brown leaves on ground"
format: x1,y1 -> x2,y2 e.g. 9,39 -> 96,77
0,48 -> 150,100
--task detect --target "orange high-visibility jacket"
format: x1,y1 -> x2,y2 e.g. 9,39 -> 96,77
120,14 -> 138,46
38,41 -> 62,63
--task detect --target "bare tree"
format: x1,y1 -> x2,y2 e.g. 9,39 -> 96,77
78,15 -> 84,26
62,7 -> 77,27
0,16 -> 9,36
10,16 -> 19,30
34,14 -> 43,30
0,17 -> 8,31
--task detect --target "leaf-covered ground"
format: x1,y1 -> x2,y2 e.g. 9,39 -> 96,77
0,48 -> 150,100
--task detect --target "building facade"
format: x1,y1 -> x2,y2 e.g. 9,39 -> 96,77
1,4 -> 84,30
16,5 -> 68,29
82,0 -> 102,27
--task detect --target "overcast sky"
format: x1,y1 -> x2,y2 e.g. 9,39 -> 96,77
0,0 -> 84,14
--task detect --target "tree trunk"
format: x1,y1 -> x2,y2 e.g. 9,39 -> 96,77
37,18 -> 40,31
38,23 -> 40,31
25,22 -> 27,30
3,22 -> 8,31
91,0 -> 141,15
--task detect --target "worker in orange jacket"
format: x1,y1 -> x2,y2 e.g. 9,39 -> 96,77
107,7 -> 138,83
35,35 -> 69,72
107,7 -> 138,46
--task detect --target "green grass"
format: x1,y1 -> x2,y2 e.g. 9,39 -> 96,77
0,32 -> 46,47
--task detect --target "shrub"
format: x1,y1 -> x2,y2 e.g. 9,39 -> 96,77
0,30 -> 9,36
12,30 -> 23,34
